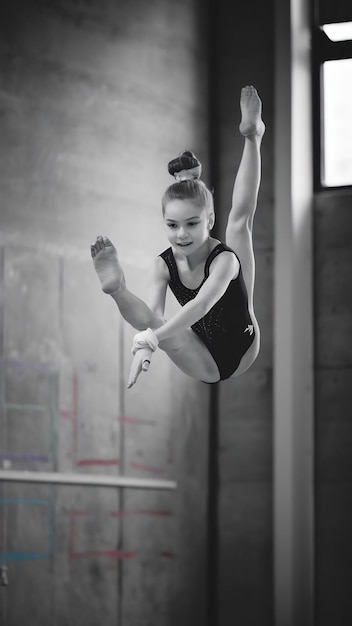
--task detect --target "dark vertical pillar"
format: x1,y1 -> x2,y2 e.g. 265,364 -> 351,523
206,1 -> 220,623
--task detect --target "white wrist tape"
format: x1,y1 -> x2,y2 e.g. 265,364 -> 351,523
132,328 -> 159,355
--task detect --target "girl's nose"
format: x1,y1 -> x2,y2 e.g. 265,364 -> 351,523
177,226 -> 187,238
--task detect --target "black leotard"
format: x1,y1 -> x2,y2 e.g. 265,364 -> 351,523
159,243 -> 255,380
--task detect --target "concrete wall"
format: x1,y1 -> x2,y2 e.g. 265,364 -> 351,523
211,1 -> 275,624
314,192 -> 352,626
0,1 -> 210,624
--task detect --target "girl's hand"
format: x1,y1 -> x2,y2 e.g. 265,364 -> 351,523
132,328 -> 159,354
127,346 -> 153,389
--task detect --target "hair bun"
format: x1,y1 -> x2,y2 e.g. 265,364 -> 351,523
168,150 -> 202,180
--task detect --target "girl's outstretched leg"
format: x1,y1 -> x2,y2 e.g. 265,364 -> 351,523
225,86 -> 265,374
92,236 -> 161,379
226,86 -> 265,299
91,236 -> 163,331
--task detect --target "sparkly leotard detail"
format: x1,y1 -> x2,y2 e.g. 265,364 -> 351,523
159,243 -> 255,380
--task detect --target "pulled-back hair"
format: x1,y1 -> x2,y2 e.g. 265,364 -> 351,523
162,150 -> 214,216
161,179 -> 214,215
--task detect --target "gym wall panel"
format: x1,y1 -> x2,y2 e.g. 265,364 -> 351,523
0,0 -> 210,624
314,193 -> 352,626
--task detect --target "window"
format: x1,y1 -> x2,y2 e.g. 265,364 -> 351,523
321,58 -> 352,187
312,1 -> 352,189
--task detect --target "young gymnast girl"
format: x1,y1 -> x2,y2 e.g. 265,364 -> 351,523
91,85 -> 265,388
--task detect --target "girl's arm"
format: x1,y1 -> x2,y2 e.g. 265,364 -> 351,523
127,257 -> 168,389
147,256 -> 169,319
154,251 -> 239,342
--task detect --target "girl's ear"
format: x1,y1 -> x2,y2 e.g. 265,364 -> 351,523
208,213 -> 215,231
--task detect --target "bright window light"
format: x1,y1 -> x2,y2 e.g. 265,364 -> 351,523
322,22 -> 352,42
322,58 -> 352,187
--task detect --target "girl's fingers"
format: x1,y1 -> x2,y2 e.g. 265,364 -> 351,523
142,359 -> 150,372
127,348 -> 152,388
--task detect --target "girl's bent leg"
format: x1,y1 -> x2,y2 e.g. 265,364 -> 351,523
91,236 -> 164,331
159,329 -> 220,383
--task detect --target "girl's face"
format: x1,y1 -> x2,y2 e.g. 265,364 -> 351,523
163,199 -> 212,254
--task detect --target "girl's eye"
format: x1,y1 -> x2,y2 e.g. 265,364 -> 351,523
167,223 -> 177,229
188,222 -> 198,227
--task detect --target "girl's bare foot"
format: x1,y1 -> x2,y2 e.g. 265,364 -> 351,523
239,85 -> 266,137
91,236 -> 125,294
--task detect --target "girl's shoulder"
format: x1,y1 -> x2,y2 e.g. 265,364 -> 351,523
206,243 -> 240,280
206,240 -> 238,266
152,253 -> 171,282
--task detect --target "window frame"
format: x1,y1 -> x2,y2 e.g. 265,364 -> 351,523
312,1 -> 352,192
